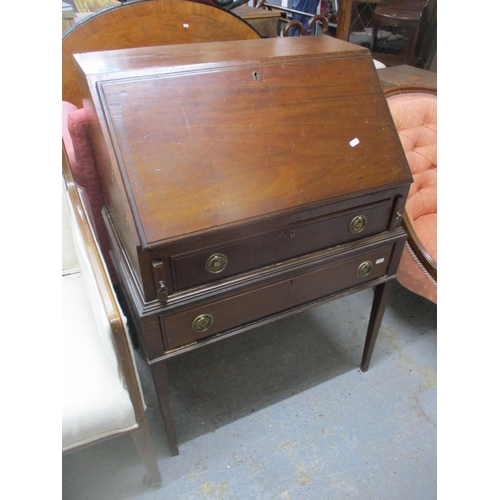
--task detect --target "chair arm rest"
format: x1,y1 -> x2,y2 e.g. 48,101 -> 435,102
402,209 -> 437,282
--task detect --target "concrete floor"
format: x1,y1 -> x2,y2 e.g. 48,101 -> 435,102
62,281 -> 436,499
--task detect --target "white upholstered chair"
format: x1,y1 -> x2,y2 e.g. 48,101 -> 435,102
62,149 -> 161,485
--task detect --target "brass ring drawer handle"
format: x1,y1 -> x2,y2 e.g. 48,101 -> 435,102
206,253 -> 228,274
349,215 -> 367,234
357,260 -> 373,278
192,314 -> 214,332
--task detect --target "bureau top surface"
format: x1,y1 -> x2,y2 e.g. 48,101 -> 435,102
76,37 -> 411,248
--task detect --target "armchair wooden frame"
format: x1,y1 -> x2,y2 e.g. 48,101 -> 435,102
402,209 -> 437,282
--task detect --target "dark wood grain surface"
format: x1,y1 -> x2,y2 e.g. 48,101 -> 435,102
77,37 -> 410,247
76,36 -> 413,455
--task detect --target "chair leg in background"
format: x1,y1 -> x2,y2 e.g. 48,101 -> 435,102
131,427 -> 162,486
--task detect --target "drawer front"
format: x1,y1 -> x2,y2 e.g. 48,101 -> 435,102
170,199 -> 392,292
162,243 -> 394,351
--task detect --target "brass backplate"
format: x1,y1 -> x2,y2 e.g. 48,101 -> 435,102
192,314 -> 214,332
357,260 -> 373,277
349,215 -> 367,234
206,253 -> 228,274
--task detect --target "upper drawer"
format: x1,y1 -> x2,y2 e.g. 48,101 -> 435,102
170,199 -> 392,291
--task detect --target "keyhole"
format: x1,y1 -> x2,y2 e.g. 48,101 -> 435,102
253,71 -> 260,81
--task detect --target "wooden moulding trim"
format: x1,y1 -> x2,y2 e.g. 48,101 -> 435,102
402,211 -> 437,282
384,84 -> 437,99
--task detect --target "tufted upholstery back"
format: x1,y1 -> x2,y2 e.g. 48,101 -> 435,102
387,91 -> 437,304
388,93 -> 437,222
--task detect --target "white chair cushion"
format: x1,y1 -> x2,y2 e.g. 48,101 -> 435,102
62,179 -> 137,452
62,272 -> 137,451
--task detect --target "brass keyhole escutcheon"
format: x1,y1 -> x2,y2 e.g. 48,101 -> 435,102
349,215 -> 367,234
206,253 -> 228,274
357,260 -> 373,278
192,314 -> 214,332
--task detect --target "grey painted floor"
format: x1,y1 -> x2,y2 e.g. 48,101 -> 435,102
62,281 -> 436,499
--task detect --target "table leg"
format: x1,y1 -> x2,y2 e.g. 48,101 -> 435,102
150,360 -> 179,456
360,279 -> 395,372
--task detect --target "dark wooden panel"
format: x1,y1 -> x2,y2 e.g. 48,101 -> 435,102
78,36 -> 410,248
162,242 -> 395,350
377,64 -> 437,92
170,198 -> 393,291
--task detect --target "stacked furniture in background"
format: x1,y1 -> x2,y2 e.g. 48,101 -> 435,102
369,0 -> 430,67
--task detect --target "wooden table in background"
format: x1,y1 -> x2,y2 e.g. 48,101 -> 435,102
233,5 -> 281,38
377,64 -> 437,91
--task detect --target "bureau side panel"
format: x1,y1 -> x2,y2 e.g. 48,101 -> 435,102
75,62 -> 145,293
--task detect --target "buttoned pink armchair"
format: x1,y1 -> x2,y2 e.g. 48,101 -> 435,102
386,85 -> 437,304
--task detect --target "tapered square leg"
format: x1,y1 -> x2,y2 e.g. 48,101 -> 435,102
361,280 -> 395,372
150,361 -> 179,456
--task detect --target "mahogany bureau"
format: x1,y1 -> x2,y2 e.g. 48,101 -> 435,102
74,36 -> 412,456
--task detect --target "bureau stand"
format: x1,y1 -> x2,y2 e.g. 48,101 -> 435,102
75,35 -> 412,456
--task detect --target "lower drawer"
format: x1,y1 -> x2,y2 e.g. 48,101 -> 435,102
161,242 -> 395,351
